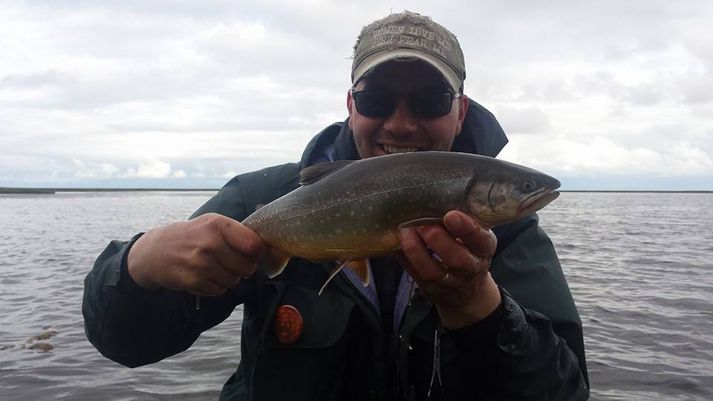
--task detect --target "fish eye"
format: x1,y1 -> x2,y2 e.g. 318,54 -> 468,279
521,180 -> 537,193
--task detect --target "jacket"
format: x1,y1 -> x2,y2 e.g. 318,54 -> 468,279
83,99 -> 589,400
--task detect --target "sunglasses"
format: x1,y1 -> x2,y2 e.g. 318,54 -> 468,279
351,89 -> 459,119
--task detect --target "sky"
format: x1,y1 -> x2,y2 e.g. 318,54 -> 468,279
1,0 -> 712,190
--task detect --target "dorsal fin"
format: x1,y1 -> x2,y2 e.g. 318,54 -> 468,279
299,160 -> 354,185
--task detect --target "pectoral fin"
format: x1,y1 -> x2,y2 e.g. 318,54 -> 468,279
317,259 -> 370,296
318,260 -> 349,296
397,217 -> 444,229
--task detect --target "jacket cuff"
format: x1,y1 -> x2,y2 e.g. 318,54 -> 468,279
447,287 -> 528,356
114,232 -> 164,297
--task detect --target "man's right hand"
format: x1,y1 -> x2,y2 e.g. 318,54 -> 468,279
127,213 -> 266,296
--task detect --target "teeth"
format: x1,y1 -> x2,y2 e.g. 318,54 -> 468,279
383,145 -> 418,154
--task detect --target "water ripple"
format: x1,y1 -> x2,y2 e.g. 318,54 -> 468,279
1,191 -> 712,400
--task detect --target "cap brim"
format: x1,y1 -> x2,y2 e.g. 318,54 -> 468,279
352,49 -> 462,93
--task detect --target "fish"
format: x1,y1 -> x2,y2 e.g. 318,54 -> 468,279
242,151 -> 560,291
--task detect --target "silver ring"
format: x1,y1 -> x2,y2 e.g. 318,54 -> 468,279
441,262 -> 450,281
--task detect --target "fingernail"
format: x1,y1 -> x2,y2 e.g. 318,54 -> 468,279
446,211 -> 464,230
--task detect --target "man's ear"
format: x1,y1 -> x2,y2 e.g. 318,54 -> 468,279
346,89 -> 355,129
455,94 -> 469,134
346,90 -> 354,117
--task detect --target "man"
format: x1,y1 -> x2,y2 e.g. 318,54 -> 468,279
84,11 -> 589,400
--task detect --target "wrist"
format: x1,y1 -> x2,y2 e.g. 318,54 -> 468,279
126,234 -> 161,290
436,272 -> 502,329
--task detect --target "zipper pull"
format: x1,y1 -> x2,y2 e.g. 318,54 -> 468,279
427,327 -> 443,399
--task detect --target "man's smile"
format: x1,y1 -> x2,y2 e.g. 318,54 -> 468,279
381,144 -> 424,154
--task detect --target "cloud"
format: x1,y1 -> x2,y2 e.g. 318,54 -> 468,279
680,74 -> 713,105
121,159 -> 172,179
501,134 -> 713,178
171,169 -> 187,178
1,0 -> 712,190
72,159 -> 121,178
495,106 -> 550,134
0,70 -> 69,89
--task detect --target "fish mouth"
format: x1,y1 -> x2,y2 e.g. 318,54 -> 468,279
518,188 -> 560,215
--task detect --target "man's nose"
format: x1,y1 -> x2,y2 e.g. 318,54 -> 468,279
383,97 -> 417,135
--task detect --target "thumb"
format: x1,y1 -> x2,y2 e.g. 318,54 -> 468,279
215,215 -> 267,259
443,211 -> 497,255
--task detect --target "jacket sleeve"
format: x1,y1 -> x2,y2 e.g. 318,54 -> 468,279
82,181 -> 253,368
448,290 -> 589,400
447,214 -> 589,399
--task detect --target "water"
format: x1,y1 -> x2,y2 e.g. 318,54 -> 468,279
1,191 -> 712,400
0,191 -> 239,400
539,192 -> 713,401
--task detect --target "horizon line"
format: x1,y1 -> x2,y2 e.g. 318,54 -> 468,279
2,187 -> 713,194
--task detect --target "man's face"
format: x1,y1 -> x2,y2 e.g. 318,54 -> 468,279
347,61 -> 469,159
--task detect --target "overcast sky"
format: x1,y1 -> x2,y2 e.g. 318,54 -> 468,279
1,0 -> 712,190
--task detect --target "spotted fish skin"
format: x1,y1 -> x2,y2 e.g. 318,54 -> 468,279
241,151 -> 561,267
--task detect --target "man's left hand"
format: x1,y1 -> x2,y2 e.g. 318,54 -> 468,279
398,210 -> 501,329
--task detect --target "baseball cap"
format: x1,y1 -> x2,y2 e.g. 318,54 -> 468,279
351,11 -> 466,93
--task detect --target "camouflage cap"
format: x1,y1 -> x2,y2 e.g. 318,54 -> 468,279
351,11 -> 466,93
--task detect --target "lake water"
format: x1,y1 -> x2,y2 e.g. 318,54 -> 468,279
1,191 -> 711,400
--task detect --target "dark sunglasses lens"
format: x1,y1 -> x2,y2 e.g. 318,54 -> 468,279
410,92 -> 454,118
353,91 -> 395,118
353,91 -> 454,118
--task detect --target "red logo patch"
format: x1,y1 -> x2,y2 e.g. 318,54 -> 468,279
274,304 -> 304,344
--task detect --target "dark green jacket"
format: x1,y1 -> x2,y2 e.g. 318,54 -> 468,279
83,100 -> 589,400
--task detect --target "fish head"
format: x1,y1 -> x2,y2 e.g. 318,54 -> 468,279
464,161 -> 561,227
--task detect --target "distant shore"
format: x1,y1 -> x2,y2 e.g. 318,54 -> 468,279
0,187 -> 217,194
0,188 -> 57,194
559,190 -> 713,193
1,187 -> 712,195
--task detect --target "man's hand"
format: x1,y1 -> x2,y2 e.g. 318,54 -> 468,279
127,213 -> 266,296
398,210 -> 501,329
